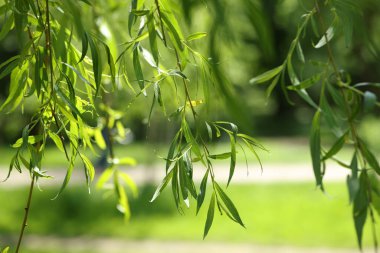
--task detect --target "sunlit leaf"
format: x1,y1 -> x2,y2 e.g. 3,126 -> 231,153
214,182 -> 244,227
310,111 -> 323,189
314,26 -> 334,48
88,35 -> 102,95
197,169 -> 209,214
249,65 -> 283,85
322,131 -> 347,161
353,172 -> 369,249
48,132 -> 65,153
151,169 -> 174,202
203,192 -> 215,239
186,32 -> 207,41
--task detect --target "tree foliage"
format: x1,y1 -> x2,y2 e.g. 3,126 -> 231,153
0,0 -> 380,252
0,0 -> 263,251
251,0 -> 380,249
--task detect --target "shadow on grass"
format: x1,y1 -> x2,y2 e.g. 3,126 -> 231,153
0,184 -> 177,237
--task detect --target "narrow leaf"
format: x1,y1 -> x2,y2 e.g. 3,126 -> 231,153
203,193 -> 215,239
197,169 -> 209,214
249,65 -> 283,85
150,169 -> 174,202
186,32 -> 207,41
322,131 -> 347,161
310,111 -> 323,189
214,182 -> 245,227
314,26 -> 334,49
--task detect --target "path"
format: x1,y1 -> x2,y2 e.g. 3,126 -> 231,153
1,235 -> 368,253
0,162 -> 349,188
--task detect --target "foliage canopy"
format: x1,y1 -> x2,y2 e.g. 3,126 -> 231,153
0,0 -> 380,252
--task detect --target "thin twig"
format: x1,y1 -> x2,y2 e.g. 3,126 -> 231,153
15,175 -> 36,253
154,0 -> 167,46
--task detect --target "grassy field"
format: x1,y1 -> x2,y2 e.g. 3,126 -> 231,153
1,182 -> 378,252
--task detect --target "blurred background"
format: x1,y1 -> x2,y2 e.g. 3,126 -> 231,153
1,0 -> 380,252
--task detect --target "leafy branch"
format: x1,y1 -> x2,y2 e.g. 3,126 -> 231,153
251,0 -> 380,250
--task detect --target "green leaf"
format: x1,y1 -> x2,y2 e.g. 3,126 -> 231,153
197,169 -> 209,214
166,131 -> 180,173
34,48 -> 43,97
54,85 -> 82,120
322,131 -> 347,161
354,82 -> 380,88
241,139 -> 264,172
114,170 -> 131,219
48,132 -> 65,153
286,74 -> 321,91
314,26 -> 334,49
62,63 -> 95,89
171,164 -> 180,208
178,159 -> 189,207
1,246 -> 10,253
132,10 -> 150,16
160,10 -> 184,51
203,192 -> 215,239
249,65 -> 283,85
0,55 -> 20,80
133,47 -> 145,92
140,46 -> 157,68
214,182 -> 244,227
128,0 -> 138,35
209,152 -> 231,160
353,172 -> 369,249
296,42 -> 305,63
103,43 -> 116,86
360,139 -> 380,175
182,119 -> 202,160
265,74 -> 280,98
94,129 -> 106,150
78,31 -> 88,63
80,153 -> 95,189
113,157 -> 137,166
227,133 -> 236,187
0,12 -> 13,41
150,169 -> 174,202
88,35 -> 102,95
205,122 -> 213,140
347,153 -> 359,203
53,150 -> 78,199
0,64 -> 28,113
310,111 -> 323,189
119,171 -> 138,198
12,135 -> 43,148
96,167 -> 114,189
186,32 -> 207,41
147,12 -> 158,64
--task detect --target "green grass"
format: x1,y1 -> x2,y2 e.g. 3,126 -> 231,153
0,182 -> 377,249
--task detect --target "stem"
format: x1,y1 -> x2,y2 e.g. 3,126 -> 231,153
154,0 -> 167,46
45,0 -> 54,93
15,175 -> 36,253
174,50 -> 197,118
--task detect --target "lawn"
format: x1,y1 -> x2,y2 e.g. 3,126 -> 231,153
0,182 -> 377,252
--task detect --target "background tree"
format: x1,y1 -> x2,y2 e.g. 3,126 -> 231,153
0,0 -> 380,252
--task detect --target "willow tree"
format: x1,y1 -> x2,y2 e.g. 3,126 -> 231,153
0,0 -> 379,252
0,0 -> 264,251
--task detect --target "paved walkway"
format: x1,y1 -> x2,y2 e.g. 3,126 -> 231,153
1,235 -> 366,253
0,162 -> 349,188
